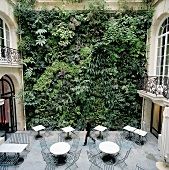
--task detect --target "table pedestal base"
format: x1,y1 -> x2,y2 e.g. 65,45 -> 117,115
102,154 -> 115,164
56,155 -> 67,166
65,132 -> 72,141
16,157 -> 24,165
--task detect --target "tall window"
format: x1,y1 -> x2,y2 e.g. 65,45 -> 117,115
0,17 -> 10,47
156,17 -> 169,80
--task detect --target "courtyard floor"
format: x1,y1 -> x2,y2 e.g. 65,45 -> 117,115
6,130 -> 162,170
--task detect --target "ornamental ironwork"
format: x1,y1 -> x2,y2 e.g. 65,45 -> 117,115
138,74 -> 169,99
0,45 -> 21,64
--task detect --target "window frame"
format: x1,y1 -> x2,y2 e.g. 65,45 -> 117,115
0,17 -> 11,48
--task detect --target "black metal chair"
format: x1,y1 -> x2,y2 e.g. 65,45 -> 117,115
114,147 -> 132,169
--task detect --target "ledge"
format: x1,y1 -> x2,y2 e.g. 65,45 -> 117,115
137,90 -> 169,106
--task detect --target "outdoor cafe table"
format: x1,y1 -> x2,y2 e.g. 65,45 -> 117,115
61,126 -> 75,140
93,125 -> 107,139
133,129 -> 147,145
0,143 -> 28,164
99,141 -> 120,163
32,125 -> 45,139
50,142 -> 70,165
123,125 -> 137,140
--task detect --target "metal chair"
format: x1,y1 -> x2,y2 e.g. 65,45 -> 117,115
114,147 -> 132,169
40,137 -> 48,150
45,163 -> 57,170
135,164 -> 145,170
69,136 -> 79,154
65,149 -> 82,170
41,148 -> 57,164
0,165 -> 8,170
89,143 -> 101,156
44,120 -> 54,137
1,153 -> 19,169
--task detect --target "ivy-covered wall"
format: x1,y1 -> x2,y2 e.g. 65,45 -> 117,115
14,0 -> 153,129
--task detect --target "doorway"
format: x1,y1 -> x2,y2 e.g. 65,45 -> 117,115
151,103 -> 164,137
0,75 -> 17,132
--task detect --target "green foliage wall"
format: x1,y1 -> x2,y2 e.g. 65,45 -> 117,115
14,0 -> 153,128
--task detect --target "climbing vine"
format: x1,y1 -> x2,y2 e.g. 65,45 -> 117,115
14,0 -> 154,129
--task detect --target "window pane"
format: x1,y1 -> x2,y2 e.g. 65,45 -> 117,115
156,67 -> 160,75
0,38 -> 4,46
0,18 -> 2,28
157,48 -> 161,56
157,57 -> 161,66
0,28 -> 3,38
165,55 -> 169,65
158,38 -> 161,47
163,26 -> 167,34
5,24 -> 9,32
6,40 -> 10,47
160,66 -> 164,75
167,45 -> 169,55
165,66 -> 169,75
159,27 -> 163,36
162,46 -> 165,56
6,30 -> 9,41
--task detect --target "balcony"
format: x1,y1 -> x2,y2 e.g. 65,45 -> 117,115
0,46 -> 21,65
138,74 -> 169,104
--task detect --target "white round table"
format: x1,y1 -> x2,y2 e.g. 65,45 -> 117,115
99,141 -> 120,163
50,142 -> 70,165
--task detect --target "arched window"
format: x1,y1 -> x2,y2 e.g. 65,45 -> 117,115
0,17 -> 10,47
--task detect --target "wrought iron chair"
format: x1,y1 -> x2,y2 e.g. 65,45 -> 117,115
45,163 -> 57,170
8,132 -> 31,158
1,153 -> 19,169
41,148 -> 57,164
0,153 -> 6,162
39,137 -> 48,150
65,149 -> 82,170
87,150 -> 103,170
89,143 -> 101,156
44,120 -> 55,137
69,136 -> 80,154
0,165 -> 8,170
114,147 -> 132,169
135,164 -> 145,170
57,131 -> 64,142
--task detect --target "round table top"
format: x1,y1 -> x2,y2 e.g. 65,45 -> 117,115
50,142 -> 70,155
99,141 -> 120,154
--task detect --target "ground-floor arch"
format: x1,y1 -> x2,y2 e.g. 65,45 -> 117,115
0,74 -> 17,132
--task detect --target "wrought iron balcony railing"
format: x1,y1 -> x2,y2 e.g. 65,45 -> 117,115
0,45 -> 21,64
138,74 -> 169,99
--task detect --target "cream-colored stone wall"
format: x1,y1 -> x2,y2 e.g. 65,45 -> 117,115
35,0 -> 147,10
147,0 -> 169,76
142,98 -> 152,132
0,0 -> 23,130
0,0 -> 18,49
